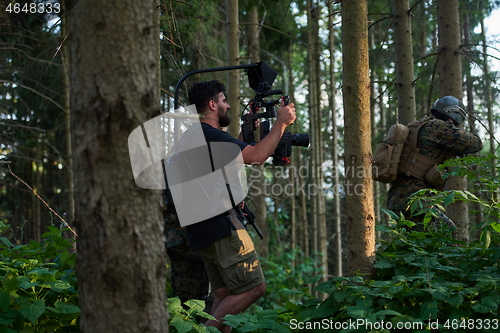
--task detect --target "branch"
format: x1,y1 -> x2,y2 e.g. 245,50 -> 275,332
160,87 -> 175,99
468,114 -> 500,152
239,22 -> 320,56
0,80 -> 66,112
0,121 -> 46,132
368,14 -> 393,31
465,49 -> 500,65
409,0 -> 426,13
15,74 -> 64,99
8,164 -> 77,237
0,45 -> 63,66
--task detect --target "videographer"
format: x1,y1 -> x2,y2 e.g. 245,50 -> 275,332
184,79 -> 295,332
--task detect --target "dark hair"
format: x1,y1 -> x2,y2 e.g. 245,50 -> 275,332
188,80 -> 226,113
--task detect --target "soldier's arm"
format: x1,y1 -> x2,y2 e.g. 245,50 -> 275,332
435,120 -> 482,155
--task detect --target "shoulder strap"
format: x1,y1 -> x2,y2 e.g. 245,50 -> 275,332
407,118 -> 430,150
398,118 -> 440,180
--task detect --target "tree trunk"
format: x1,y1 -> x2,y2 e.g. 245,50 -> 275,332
226,0 -> 240,137
61,0 -> 75,245
71,1 -> 167,332
328,0 -> 342,277
393,0 -> 416,125
479,7 -> 498,211
247,6 -> 260,63
307,0 -> 318,264
341,0 -> 376,278
437,0 -> 468,242
298,151 -> 309,258
245,6 -> 269,257
369,28 -> 381,241
308,0 -> 327,284
463,10 -> 483,237
314,4 -> 328,285
288,55 -> 297,262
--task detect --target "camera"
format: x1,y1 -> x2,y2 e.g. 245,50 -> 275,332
241,62 -> 310,166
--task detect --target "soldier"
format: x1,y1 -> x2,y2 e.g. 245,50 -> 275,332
165,210 -> 210,306
387,96 -> 483,228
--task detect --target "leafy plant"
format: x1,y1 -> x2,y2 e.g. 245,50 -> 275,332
286,215 -> 500,333
258,247 -> 322,310
438,154 -> 500,237
167,297 -> 220,333
0,224 -> 79,332
223,309 -> 291,333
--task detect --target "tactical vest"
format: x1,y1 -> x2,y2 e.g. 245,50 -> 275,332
397,118 -> 446,187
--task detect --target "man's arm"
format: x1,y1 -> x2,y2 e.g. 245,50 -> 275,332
241,101 -> 296,165
436,120 -> 483,155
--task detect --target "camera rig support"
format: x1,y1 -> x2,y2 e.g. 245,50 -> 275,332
173,61 -> 309,166
240,62 -> 310,166
174,63 -> 259,110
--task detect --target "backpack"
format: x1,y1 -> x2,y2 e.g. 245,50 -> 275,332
372,123 -> 410,183
372,118 -> 446,186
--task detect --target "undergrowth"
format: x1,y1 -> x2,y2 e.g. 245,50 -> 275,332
1,155 -> 499,332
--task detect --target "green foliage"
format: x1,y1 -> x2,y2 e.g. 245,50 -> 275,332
0,224 -> 79,332
219,154 -> 500,332
167,297 -> 220,333
439,154 -> 500,239
223,309 -> 291,333
258,247 -> 322,310
282,217 -> 500,333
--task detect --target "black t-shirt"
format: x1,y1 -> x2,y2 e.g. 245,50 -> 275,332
185,122 -> 248,250
200,122 -> 248,151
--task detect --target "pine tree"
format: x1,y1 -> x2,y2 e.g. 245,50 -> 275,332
70,1 -> 167,331
341,0 -> 376,277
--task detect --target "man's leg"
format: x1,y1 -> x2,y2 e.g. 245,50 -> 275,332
209,286 -> 229,315
200,228 -> 266,332
205,283 -> 266,333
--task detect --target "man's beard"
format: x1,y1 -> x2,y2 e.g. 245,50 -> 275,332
218,105 -> 231,127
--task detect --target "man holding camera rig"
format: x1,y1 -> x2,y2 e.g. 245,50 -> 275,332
181,79 -> 296,332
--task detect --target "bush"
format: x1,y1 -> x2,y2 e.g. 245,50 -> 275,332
287,215 -> 500,332
0,223 -> 79,332
167,297 -> 220,333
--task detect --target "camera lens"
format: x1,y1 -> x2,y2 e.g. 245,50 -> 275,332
291,133 -> 310,147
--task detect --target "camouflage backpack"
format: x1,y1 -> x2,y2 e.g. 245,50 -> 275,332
372,118 -> 444,185
372,123 -> 410,183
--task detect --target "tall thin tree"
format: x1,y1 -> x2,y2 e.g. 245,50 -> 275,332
328,0 -> 342,277
308,0 -> 328,283
227,0 -> 240,137
341,0 -> 376,277
437,0 -> 468,242
393,0 -> 416,125
478,4 -> 498,210
246,5 -> 269,257
463,10 -> 484,233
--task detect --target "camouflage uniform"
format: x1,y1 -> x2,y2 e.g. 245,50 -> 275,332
165,211 -> 209,303
387,117 -> 482,225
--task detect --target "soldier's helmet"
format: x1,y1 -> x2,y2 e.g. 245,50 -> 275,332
431,96 -> 467,125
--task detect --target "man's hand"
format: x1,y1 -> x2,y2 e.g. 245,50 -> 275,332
241,99 -> 297,165
276,100 -> 296,127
